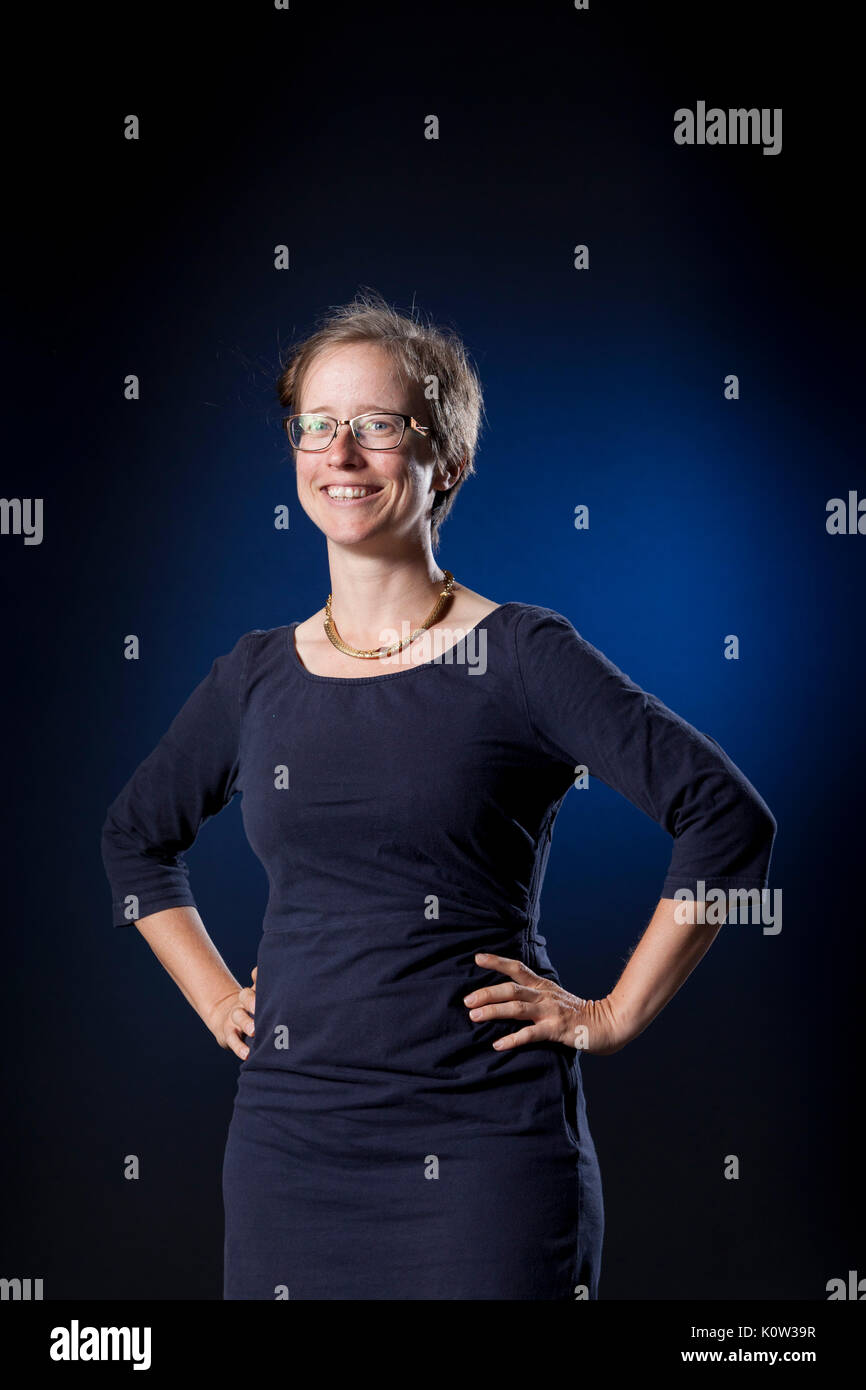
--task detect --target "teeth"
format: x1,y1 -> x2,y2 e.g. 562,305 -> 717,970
326,486 -> 379,499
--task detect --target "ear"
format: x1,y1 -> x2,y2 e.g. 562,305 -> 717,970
433,456 -> 467,493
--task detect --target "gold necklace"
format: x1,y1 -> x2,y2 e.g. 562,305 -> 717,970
324,571 -> 456,659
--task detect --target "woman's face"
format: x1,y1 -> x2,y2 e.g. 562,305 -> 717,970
292,342 -> 443,548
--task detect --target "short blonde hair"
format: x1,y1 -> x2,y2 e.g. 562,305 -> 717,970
276,288 -> 484,550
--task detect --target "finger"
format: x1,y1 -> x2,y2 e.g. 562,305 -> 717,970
491,1023 -> 548,1051
468,998 -> 544,1024
474,952 -> 539,985
464,981 -> 538,1008
238,985 -> 255,1014
227,1034 -> 250,1061
219,1020 -> 250,1060
251,966 -> 257,983
230,1005 -> 255,1038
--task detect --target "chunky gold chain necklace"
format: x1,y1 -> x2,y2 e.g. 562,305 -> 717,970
324,571 -> 456,659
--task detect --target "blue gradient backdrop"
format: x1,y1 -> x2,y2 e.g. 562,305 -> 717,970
3,1 -> 861,1300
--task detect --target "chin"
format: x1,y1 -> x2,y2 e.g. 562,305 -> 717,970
320,516 -> 386,542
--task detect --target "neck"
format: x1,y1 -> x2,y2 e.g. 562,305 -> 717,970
323,538 -> 451,647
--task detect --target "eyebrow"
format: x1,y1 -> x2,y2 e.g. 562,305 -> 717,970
302,404 -> 402,416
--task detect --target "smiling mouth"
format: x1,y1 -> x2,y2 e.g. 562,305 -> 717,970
321,484 -> 384,502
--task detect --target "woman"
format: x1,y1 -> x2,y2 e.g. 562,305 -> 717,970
101,290 -> 777,1300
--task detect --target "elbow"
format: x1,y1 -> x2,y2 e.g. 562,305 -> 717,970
100,805 -> 121,852
100,802 -> 135,868
745,790 -> 777,846
736,787 -> 777,878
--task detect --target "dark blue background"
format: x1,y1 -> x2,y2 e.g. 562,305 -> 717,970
4,1 -> 861,1300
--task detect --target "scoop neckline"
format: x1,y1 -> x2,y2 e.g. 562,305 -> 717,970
285,601 -> 517,684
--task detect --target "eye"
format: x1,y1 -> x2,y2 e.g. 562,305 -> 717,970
358,415 -> 400,432
302,415 -> 330,433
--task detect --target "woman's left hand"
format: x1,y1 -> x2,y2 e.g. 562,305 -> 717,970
464,953 -> 626,1056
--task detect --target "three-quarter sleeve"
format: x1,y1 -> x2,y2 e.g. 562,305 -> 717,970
513,606 -> 776,897
100,631 -> 254,927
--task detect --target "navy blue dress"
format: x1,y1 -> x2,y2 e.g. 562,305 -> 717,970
101,602 -> 776,1300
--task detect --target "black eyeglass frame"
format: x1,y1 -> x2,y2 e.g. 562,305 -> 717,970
283,411 -> 431,452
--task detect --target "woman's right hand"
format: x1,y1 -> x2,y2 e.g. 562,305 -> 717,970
208,966 -> 257,1059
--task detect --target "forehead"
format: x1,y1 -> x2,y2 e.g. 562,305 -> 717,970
300,342 -> 414,406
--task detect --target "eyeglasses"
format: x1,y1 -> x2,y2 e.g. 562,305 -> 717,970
283,411 -> 431,452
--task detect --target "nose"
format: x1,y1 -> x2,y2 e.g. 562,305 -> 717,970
322,420 -> 364,465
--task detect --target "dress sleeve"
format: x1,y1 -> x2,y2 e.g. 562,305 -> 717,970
100,631 -> 253,928
513,606 -> 777,897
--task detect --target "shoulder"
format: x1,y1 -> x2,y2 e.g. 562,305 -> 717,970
501,601 -> 585,643
506,602 -> 617,654
502,602 -> 631,687
232,625 -> 293,666
234,624 -> 293,648
207,626 -> 291,684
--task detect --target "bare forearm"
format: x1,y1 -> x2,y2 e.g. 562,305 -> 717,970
606,896 -> 725,1046
132,905 -> 241,1035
